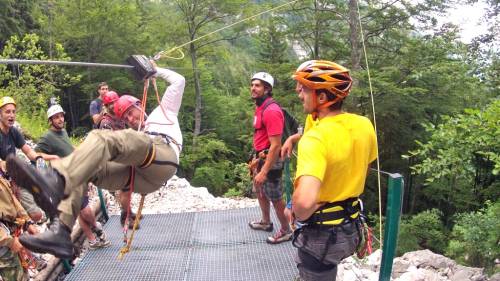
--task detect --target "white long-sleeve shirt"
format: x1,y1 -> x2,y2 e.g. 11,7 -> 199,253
144,67 -> 185,160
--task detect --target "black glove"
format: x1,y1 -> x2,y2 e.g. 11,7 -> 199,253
126,55 -> 157,81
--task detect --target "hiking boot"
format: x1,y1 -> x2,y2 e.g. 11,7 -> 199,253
248,220 -> 273,232
6,155 -> 64,219
19,218 -> 73,259
121,211 -> 140,230
266,229 -> 293,244
89,237 -> 111,249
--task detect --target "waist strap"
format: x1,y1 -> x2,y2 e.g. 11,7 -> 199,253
305,197 -> 360,226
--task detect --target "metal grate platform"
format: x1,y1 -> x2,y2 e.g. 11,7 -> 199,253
65,207 -> 298,281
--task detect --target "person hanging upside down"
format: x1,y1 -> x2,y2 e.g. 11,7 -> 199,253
6,62 -> 185,259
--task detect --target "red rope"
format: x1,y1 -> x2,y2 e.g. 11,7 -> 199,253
14,227 -> 37,270
121,74 -> 174,245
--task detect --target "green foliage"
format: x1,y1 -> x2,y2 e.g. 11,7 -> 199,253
397,209 -> 447,255
407,100 -> 500,216
180,133 -> 236,196
16,111 -> 47,141
0,33 -> 80,138
0,0 -> 37,46
446,201 -> 500,272
230,162 -> 253,197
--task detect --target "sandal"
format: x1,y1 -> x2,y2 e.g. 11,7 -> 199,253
248,220 -> 273,232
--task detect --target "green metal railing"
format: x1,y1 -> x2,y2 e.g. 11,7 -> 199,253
379,173 -> 404,281
283,158 -> 293,203
97,188 -> 109,221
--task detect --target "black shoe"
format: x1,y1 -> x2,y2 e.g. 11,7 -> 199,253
6,155 -> 65,219
121,211 -> 141,230
19,218 -> 73,259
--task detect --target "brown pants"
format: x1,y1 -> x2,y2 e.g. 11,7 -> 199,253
51,129 -> 177,227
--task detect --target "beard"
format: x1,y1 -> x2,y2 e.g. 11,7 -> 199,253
253,94 -> 269,106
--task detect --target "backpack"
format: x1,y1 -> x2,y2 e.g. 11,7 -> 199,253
261,99 -> 299,144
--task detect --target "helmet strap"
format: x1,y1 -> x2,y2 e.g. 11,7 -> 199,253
130,103 -> 147,129
312,91 -> 342,120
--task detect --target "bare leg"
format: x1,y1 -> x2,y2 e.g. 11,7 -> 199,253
256,189 -> 271,223
119,190 -> 131,211
78,216 -> 96,241
79,206 -> 97,228
272,199 -> 291,231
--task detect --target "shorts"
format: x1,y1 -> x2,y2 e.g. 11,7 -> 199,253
293,221 -> 360,281
253,158 -> 284,202
18,187 -> 43,216
261,173 -> 283,201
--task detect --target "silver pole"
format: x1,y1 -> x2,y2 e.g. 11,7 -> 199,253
0,59 -> 134,69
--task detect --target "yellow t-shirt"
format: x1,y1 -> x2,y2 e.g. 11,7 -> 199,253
295,113 -> 378,203
304,114 -> 316,133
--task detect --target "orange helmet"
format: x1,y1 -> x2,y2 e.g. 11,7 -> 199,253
293,60 -> 352,99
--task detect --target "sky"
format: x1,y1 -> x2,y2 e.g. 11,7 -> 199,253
441,1 -> 489,43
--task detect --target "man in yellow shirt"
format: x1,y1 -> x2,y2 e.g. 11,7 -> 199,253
290,60 -> 377,281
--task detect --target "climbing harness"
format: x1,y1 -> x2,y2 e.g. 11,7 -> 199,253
292,198 -> 363,266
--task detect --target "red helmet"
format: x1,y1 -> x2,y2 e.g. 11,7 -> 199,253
114,95 -> 140,119
102,91 -> 119,105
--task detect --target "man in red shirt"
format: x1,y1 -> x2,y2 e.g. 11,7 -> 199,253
248,72 -> 292,244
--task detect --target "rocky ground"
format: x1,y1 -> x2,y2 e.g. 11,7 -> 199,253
100,176 -> 258,216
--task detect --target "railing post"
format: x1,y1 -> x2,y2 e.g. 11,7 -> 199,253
97,188 -> 109,221
379,173 -> 404,281
283,158 -> 292,203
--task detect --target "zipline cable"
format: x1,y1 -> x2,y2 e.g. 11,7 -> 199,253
356,0 -> 383,248
0,59 -> 195,70
154,0 -> 302,60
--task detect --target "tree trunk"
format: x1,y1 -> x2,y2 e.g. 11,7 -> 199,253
313,0 -> 320,58
348,0 -> 361,71
190,42 -> 202,145
67,90 -> 77,130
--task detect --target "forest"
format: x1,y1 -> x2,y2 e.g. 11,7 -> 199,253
0,0 -> 498,273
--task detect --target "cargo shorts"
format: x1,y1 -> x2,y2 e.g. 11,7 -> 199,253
293,221 -> 360,281
252,158 -> 283,202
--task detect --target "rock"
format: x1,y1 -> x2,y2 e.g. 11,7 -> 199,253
489,273 -> 500,281
396,267 -> 445,281
449,265 -> 486,281
392,258 -> 411,278
401,249 -> 455,269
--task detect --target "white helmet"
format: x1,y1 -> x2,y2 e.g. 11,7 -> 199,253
47,104 -> 65,119
251,72 -> 274,88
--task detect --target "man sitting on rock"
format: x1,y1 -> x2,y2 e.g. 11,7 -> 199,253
7,62 -> 185,259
